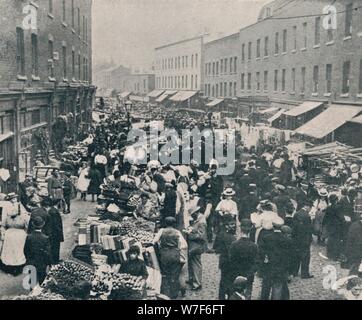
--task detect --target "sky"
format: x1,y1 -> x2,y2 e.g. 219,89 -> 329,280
92,0 -> 270,72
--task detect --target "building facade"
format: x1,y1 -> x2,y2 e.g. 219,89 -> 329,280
0,0 -> 95,191
120,73 -> 155,95
204,33 -> 240,99
238,0 -> 362,108
154,36 -> 204,92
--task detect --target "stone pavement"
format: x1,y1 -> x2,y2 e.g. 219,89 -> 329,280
0,198 -> 94,299
183,241 -> 348,300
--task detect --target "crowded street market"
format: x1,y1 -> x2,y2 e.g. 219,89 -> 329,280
0,96 -> 361,301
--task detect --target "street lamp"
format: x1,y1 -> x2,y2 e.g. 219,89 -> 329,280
124,100 -> 133,131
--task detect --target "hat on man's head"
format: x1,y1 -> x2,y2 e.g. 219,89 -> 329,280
32,216 -> 45,229
5,192 -> 17,201
271,177 -> 279,183
240,219 -> 253,232
223,188 -> 236,197
276,184 -> 286,191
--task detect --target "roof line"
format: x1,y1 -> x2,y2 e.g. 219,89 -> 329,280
204,32 -> 240,45
155,35 -> 203,50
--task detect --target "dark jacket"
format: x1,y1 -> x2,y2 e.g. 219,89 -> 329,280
239,194 -> 259,220
345,220 -> 362,265
119,258 -> 148,279
187,216 -> 207,255
213,229 -> 236,271
24,231 -> 52,270
87,168 -> 103,195
258,230 -> 291,280
273,194 -> 292,219
323,204 -> 345,235
295,189 -> 312,211
48,207 -> 64,243
229,237 -> 258,280
28,207 -> 51,237
339,196 -> 357,222
292,209 -> 313,248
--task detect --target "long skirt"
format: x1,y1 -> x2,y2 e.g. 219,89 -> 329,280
1,228 -> 27,266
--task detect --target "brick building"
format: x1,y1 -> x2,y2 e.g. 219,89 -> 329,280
204,33 -> 240,99
154,36 -> 204,92
238,0 -> 362,109
0,0 -> 95,191
120,73 -> 155,96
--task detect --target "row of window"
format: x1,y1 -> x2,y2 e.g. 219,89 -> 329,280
240,60 -> 362,95
133,80 -> 147,92
16,28 -> 90,82
156,54 -> 199,71
242,3 -> 361,61
156,74 -> 198,90
204,82 -> 237,98
205,57 -> 238,77
48,0 -> 88,43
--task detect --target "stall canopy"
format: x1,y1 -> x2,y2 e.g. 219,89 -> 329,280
295,105 -> 362,139
259,106 -> 280,114
155,90 -> 178,103
169,91 -> 197,102
268,109 -> 286,123
119,92 -> 132,99
206,98 -> 224,107
284,101 -> 324,117
147,90 -> 164,98
130,95 -> 147,102
348,115 -> 362,124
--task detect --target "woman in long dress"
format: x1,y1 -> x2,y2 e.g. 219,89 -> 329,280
0,194 -> 29,276
77,162 -> 90,201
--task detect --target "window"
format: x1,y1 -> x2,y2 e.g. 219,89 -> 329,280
275,32 -> 279,54
224,58 -> 228,73
178,57 -> 181,69
229,58 -> 233,74
31,110 -> 40,125
345,3 -> 353,36
71,0 -> 75,28
31,34 -> 39,77
293,26 -> 297,50
282,69 -> 286,91
282,29 -> 287,52
247,73 -> 252,90
191,55 -> 194,68
312,65 -> 319,92
78,53 -> 81,80
264,71 -> 268,90
302,22 -> 307,48
234,82 -> 237,96
48,39 -> 54,78
274,70 -> 278,91
205,63 -> 208,76
77,8 -> 81,34
234,57 -> 237,73
315,17 -> 321,45
216,61 -> 219,75
257,39 -> 261,58
71,50 -> 75,79
248,42 -> 252,60
264,37 -> 269,56
195,54 -> 198,68
205,84 -> 208,95
49,0 -> 53,14
16,28 -> 25,76
229,82 -> 232,96
291,68 -> 296,92
241,73 -> 245,90
256,72 -> 260,91
301,67 -> 306,92
186,56 -> 188,68
220,59 -> 224,74
359,60 -> 362,94
212,86 -> 215,97
182,76 -> 184,88
82,16 -> 85,40
342,61 -> 351,94
220,82 -> 223,96
185,75 -> 188,88
195,75 -> 198,89
216,84 -> 219,97
212,62 -> 215,76
62,0 -> 66,22
182,56 -> 185,69
326,64 -> 332,93
242,44 -> 245,61
224,83 -> 227,96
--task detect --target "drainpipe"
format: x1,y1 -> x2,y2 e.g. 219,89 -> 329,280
14,91 -> 25,192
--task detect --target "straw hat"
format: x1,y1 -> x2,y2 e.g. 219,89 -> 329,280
318,188 -> 329,197
350,163 -> 360,173
223,188 -> 235,197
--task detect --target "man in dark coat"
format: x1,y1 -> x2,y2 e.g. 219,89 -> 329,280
48,199 -> 64,264
87,165 -> 103,202
345,214 -> 362,275
273,185 -> 292,220
28,204 -> 51,237
213,215 -> 237,300
161,183 -> 178,227
229,219 -> 258,300
292,206 -> 314,279
259,218 -> 291,300
295,181 -> 312,211
279,153 -> 294,186
239,187 -> 259,220
24,216 -> 52,285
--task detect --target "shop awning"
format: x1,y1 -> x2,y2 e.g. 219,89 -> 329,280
0,131 -> 14,143
169,91 -> 197,102
130,95 -> 146,102
156,91 -> 178,103
119,92 -> 132,99
165,90 -> 177,95
206,98 -> 224,107
268,109 -> 286,123
147,90 -> 164,98
284,101 -> 324,117
259,106 -> 280,114
295,105 -> 362,139
348,115 -> 362,124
